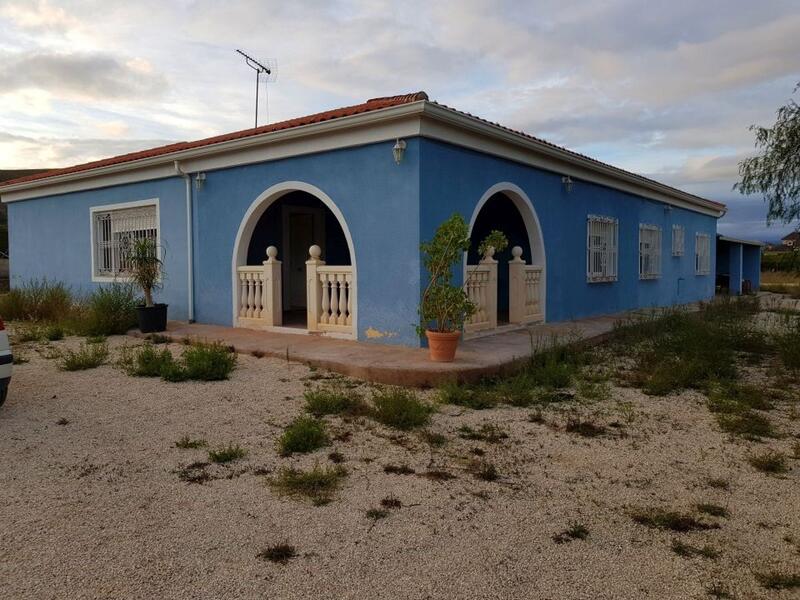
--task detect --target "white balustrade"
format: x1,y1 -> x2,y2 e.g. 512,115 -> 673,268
236,246 -> 282,327
306,245 -> 355,334
464,248 -> 498,333
509,246 -> 544,324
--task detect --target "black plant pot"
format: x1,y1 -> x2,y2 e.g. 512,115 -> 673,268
137,303 -> 168,333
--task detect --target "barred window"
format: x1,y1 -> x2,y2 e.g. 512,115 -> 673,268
586,215 -> 618,282
672,225 -> 685,256
695,233 -> 711,275
92,203 -> 158,278
639,224 -> 662,279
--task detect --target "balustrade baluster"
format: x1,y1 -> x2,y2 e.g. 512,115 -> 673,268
246,273 -> 254,318
346,276 -> 353,325
240,274 -> 248,317
330,275 -> 339,324
253,276 -> 262,319
320,273 -> 330,324
337,275 -> 347,325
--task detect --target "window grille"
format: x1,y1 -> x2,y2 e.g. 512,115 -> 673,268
672,224 -> 684,256
586,215 -> 618,282
695,233 -> 711,275
93,204 -> 158,277
639,224 -> 662,279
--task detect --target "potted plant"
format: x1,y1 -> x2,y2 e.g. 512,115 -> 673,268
129,237 -> 167,333
418,214 -> 507,362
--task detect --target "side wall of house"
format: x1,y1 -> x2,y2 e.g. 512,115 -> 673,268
419,138 -> 718,322
7,177 -> 191,319
742,245 -> 761,291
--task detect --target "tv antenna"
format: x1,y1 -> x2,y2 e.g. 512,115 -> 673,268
236,49 -> 277,127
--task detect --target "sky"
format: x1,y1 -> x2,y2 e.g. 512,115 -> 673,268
1,0 -> 798,241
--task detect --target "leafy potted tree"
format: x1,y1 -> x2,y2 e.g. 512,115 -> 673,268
418,214 -> 507,362
129,237 -> 168,333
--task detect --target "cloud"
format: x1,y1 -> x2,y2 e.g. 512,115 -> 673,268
0,51 -> 168,101
0,0 -> 79,32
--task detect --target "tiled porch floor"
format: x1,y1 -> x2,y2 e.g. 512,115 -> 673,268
131,312 -> 629,387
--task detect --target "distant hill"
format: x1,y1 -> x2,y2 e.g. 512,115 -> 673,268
0,169 -> 50,255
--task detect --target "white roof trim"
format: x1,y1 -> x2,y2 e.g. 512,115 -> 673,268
0,99 -> 726,217
717,235 -> 764,246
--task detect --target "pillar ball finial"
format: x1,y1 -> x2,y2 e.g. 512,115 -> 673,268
266,245 -> 278,260
309,244 -> 322,259
512,246 -> 523,259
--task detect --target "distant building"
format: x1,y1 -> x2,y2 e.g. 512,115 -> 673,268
782,231 -> 800,247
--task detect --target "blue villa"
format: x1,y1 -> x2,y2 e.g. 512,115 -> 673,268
0,91 -> 757,348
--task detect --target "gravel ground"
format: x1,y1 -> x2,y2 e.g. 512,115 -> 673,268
0,334 -> 798,600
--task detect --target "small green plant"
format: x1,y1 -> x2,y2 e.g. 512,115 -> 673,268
59,343 -> 109,371
671,539 -> 720,559
705,477 -> 730,490
278,416 -> 329,456
366,508 -> 389,521
78,283 -> 139,336
176,461 -> 211,484
380,495 -> 402,509
457,423 -> 508,443
631,508 -> 718,532
371,387 -> 433,430
257,543 -> 297,564
0,279 -> 72,321
793,442 -> 800,459
748,451 -> 789,474
85,335 -> 107,344
208,443 -> 247,463
175,436 -> 207,449
695,503 -> 729,518
12,352 -> 29,364
577,379 -> 611,402
126,344 -> 177,377
705,581 -> 734,598
147,333 -> 172,344
565,415 -> 606,438
328,451 -> 345,463
14,324 -> 43,343
553,523 -> 590,543
128,238 -> 162,308
304,387 -> 368,417
755,570 -> 800,590
42,323 -> 64,341
269,464 -> 348,505
419,430 -> 447,447
182,341 -> 237,381
437,381 -> 497,409
470,459 -> 499,481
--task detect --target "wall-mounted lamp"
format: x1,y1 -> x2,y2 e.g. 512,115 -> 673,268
195,172 -> 206,190
392,138 -> 407,164
561,175 -> 573,193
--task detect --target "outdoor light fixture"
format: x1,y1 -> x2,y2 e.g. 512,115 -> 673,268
393,138 -> 407,164
561,175 -> 573,193
195,172 -> 206,190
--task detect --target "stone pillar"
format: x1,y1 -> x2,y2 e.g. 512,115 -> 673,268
263,246 -> 282,326
306,245 -> 325,331
508,246 -> 525,324
481,247 -> 498,330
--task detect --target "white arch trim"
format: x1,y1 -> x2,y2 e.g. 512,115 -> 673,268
465,181 -> 547,322
230,180 -> 358,337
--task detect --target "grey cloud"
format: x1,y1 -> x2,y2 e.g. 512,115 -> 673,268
0,52 -> 168,100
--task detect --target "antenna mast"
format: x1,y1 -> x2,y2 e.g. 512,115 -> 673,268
235,49 -> 277,128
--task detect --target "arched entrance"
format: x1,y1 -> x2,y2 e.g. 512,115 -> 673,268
231,181 -> 357,337
465,182 -> 546,332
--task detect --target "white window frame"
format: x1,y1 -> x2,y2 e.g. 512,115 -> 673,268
639,224 -> 662,280
671,224 -> 685,257
89,198 -> 160,282
586,215 -> 619,283
695,232 -> 711,275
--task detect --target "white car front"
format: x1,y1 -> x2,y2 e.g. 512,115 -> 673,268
0,318 -> 12,406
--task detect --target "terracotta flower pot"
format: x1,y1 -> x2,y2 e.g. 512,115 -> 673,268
425,330 -> 461,362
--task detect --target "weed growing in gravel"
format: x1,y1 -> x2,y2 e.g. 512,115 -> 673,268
371,387 -> 434,430
124,344 -> 177,377
525,344 -> 582,389
630,508 -> 719,532
565,415 -> 607,437
707,381 -> 778,440
695,503 -> 729,518
269,464 -> 347,505
278,416 -> 329,456
792,442 -> 800,460
85,335 -> 106,344
384,463 -> 415,475
328,451 -> 345,463
577,379 -> 611,402
182,341 -> 236,380
755,570 -> 800,590
671,540 -> 720,559
527,409 -> 545,424
146,333 -> 172,344
12,352 -> 29,364
59,343 -> 108,371
175,436 -> 207,449
208,443 -> 247,463
705,581 -> 734,598
716,411 -> 776,440
437,381 -> 497,409
56,417 -> 69,426
421,469 -> 456,481
257,543 -> 297,564
469,460 -> 499,481
457,423 -> 508,443
419,430 -> 447,447
748,451 -> 789,474
304,386 -> 368,417
380,495 -> 402,509
553,523 -> 590,543
43,323 -> 64,341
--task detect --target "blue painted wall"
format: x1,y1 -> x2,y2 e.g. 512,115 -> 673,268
729,244 -> 743,295
7,135 -> 720,348
7,178 -> 191,319
419,139 -> 717,323
742,245 -> 761,291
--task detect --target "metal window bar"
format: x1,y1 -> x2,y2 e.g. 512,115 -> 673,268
672,225 -> 684,256
587,216 -> 618,282
94,206 -> 157,276
639,225 -> 661,279
695,233 -> 710,274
